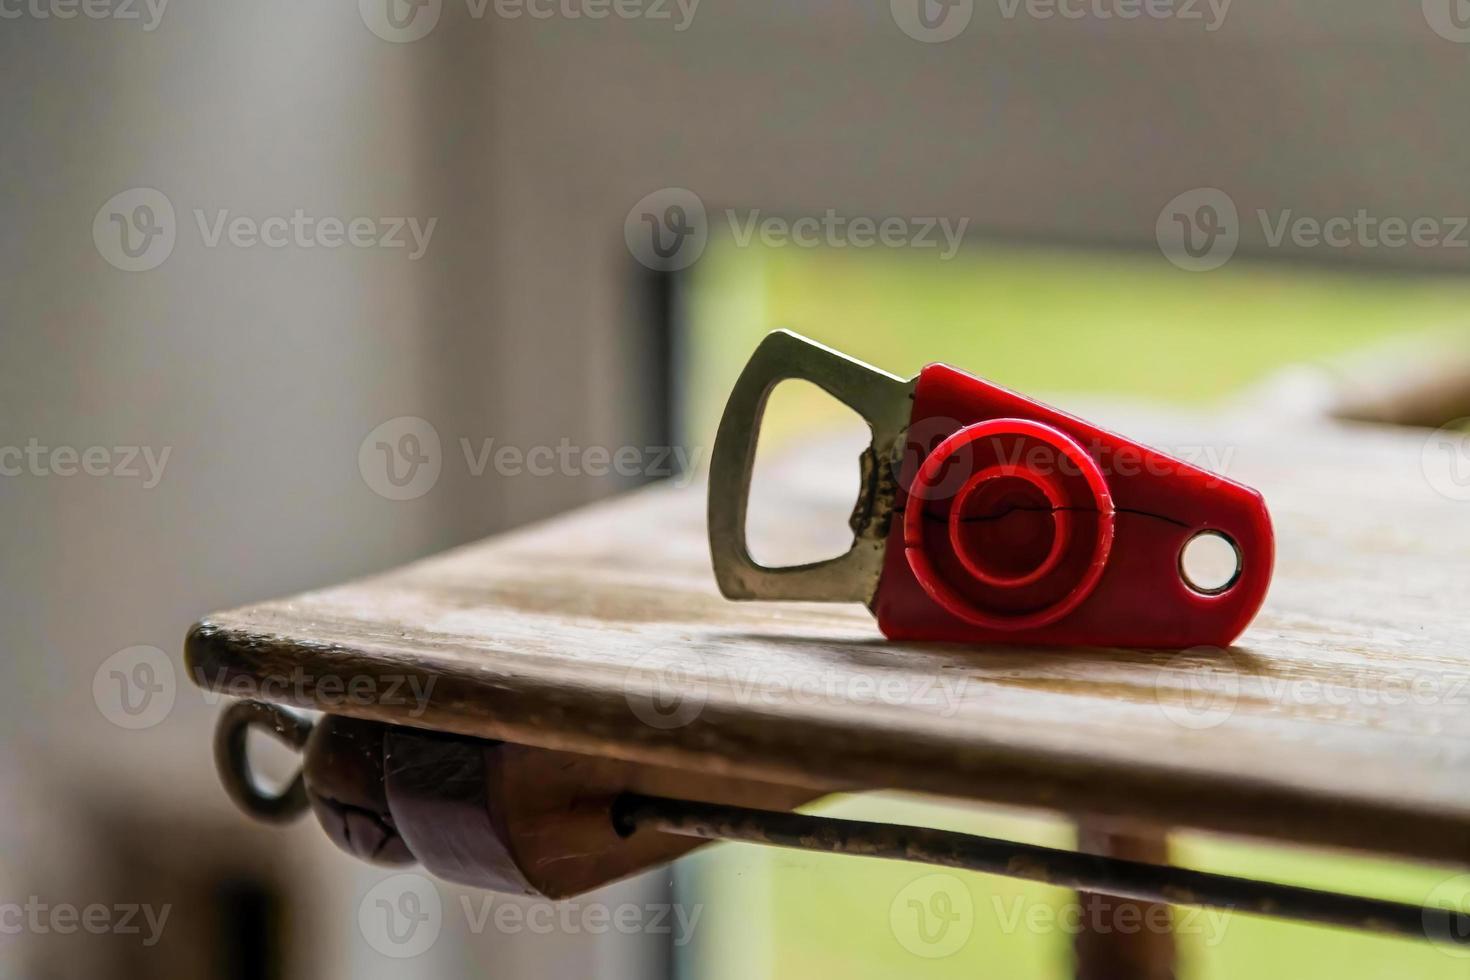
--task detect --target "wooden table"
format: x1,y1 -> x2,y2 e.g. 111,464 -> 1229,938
188,405 -> 1470,870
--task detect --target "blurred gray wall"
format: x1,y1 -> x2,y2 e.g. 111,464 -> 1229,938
2,0 -> 1467,976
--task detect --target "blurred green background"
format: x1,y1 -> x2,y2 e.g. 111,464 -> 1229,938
674,234 -> 1470,980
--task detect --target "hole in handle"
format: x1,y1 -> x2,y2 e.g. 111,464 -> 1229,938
1179,530 -> 1242,596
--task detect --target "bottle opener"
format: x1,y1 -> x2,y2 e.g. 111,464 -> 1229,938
708,331 -> 1273,648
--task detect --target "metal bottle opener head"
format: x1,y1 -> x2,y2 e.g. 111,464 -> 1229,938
707,330 -> 914,605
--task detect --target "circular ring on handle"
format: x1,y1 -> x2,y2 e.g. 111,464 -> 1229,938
946,463 -> 1074,589
903,418 -> 1115,632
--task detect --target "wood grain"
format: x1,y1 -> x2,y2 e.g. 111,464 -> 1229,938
187,408 -> 1470,867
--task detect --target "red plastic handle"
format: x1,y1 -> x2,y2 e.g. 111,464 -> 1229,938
874,363 -> 1274,648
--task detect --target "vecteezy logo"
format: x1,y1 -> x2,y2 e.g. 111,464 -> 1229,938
93,645 -> 176,730
889,873 -> 974,958
893,415 -> 972,501
1155,646 -> 1240,730
359,873 -> 442,958
890,0 -> 973,41
359,416 -> 442,501
93,188 -> 176,272
622,648 -> 709,730
360,0 -> 442,42
1156,188 -> 1239,272
1424,0 -> 1470,42
1424,874 -> 1470,957
624,188 -> 708,272
1423,419 -> 1470,502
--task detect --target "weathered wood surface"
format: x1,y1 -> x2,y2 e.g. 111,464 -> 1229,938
188,406 -> 1470,866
